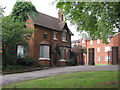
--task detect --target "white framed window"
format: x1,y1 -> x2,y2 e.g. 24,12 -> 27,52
40,45 -> 50,60
97,56 -> 100,61
105,46 -> 110,52
53,32 -> 57,40
104,56 -> 110,61
17,45 -> 26,58
97,47 -> 100,52
97,39 -> 100,44
62,30 -> 67,42
90,40 -> 93,45
82,40 -> 84,43
66,48 -> 69,57
60,47 -> 64,60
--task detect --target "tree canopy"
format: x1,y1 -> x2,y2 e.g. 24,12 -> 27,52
2,16 -> 33,66
2,1 -> 36,67
11,1 -> 37,22
56,2 -> 120,43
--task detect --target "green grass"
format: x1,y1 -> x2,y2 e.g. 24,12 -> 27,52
95,63 -> 112,65
4,71 -> 119,88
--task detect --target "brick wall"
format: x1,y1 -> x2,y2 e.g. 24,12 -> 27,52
26,19 -> 71,67
72,33 -> 120,65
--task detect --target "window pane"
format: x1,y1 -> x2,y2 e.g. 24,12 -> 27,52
17,45 -> 25,58
60,48 -> 64,59
40,45 -> 44,58
62,32 -> 66,41
40,45 -> 49,59
97,56 -> 100,61
66,48 -> 69,57
44,46 -> 49,58
105,46 -> 110,52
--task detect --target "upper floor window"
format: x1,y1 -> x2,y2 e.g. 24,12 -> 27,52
53,32 -> 57,40
90,40 -> 93,45
43,33 -> 47,39
97,47 -> 100,52
105,46 -> 110,52
62,30 -> 67,42
97,39 -> 100,44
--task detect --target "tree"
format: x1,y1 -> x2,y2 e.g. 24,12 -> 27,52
56,2 -> 120,43
2,16 -> 33,67
11,1 -> 37,22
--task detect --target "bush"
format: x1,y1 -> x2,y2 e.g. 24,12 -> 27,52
16,57 -> 41,67
66,58 -> 77,66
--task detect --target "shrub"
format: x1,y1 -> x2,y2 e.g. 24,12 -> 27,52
16,57 -> 41,67
66,58 -> 77,66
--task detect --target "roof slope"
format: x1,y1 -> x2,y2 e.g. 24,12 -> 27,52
27,12 -> 73,35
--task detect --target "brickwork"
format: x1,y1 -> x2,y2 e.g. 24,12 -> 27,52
26,19 -> 71,67
72,33 -> 120,65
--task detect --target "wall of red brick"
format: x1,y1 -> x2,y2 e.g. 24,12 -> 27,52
26,19 -> 35,58
26,19 -> 71,67
39,60 -> 50,67
72,33 -> 120,65
58,61 -> 66,66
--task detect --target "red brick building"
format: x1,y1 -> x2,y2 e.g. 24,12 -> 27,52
72,33 -> 120,65
17,11 -> 73,67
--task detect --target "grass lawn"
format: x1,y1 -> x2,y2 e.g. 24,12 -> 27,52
4,71 -> 119,88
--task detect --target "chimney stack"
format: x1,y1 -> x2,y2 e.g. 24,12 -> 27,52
58,10 -> 63,21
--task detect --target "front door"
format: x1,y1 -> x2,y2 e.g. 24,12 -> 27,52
53,52 -> 58,66
112,47 -> 118,64
88,48 -> 95,65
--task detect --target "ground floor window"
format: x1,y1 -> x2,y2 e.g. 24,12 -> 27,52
97,56 -> 100,61
66,48 -> 69,57
104,56 -> 110,61
17,45 -> 26,58
40,45 -> 50,59
60,47 -> 70,60
60,47 -> 64,60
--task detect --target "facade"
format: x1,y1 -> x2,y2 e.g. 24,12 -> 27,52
17,11 -> 73,67
72,33 -> 120,65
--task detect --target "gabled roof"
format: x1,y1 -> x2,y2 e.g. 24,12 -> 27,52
27,12 -> 73,35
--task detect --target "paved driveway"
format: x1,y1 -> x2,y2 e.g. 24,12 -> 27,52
1,65 -> 119,86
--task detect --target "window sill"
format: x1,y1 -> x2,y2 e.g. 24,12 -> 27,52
53,38 -> 57,40
62,40 -> 67,42
39,58 -> 50,60
59,59 -> 66,61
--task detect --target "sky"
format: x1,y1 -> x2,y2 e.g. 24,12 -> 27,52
0,0 -> 80,41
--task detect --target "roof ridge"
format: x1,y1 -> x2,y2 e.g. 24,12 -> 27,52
37,11 -> 61,21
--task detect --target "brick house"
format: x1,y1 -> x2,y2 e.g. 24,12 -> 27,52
72,33 -> 120,65
17,11 -> 73,67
